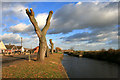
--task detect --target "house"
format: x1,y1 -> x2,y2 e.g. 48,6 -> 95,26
33,46 -> 39,53
17,46 -> 24,52
24,48 -> 30,52
5,44 -> 18,53
0,40 -> 6,53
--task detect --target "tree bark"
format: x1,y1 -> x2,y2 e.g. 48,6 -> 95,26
45,46 -> 49,57
26,8 -> 53,62
49,39 -> 54,54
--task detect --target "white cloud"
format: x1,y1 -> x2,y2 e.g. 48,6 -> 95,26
0,33 -> 21,44
110,0 -> 120,2
2,3 -> 28,19
8,12 -> 52,34
0,33 -> 32,44
50,2 -> 118,34
8,23 -> 34,35
76,2 -> 82,5
2,2 -> 119,50
35,13 -> 48,29
0,33 -> 37,48
9,23 -> 29,32
92,1 -> 99,5
86,42 -> 105,46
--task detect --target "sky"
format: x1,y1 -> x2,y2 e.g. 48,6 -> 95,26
0,0 -> 120,51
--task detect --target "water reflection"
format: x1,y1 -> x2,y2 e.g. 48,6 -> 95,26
62,54 -> 119,78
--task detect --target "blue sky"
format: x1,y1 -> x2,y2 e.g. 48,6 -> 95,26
1,1 -> 119,50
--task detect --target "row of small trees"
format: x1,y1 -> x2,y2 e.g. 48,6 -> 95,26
26,8 -> 54,62
82,48 -> 120,64
65,48 -> 120,63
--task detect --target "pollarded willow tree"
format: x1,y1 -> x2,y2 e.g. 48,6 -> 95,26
45,46 -> 49,57
49,39 -> 54,54
26,8 -> 53,62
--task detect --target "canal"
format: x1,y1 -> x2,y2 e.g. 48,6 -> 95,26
62,54 -> 120,78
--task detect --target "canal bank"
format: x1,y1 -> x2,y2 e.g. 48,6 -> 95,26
64,49 -> 120,64
62,54 -> 120,79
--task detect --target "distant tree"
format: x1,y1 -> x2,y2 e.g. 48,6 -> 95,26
56,47 -> 62,53
45,46 -> 49,57
49,39 -> 54,54
101,48 -> 106,52
70,47 -> 74,51
26,8 -> 53,62
108,48 -> 115,54
116,49 -> 120,54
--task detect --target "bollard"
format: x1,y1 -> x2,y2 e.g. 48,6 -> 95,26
29,51 -> 31,62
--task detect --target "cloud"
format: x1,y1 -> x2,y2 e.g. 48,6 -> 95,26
0,33 -> 22,44
49,2 -> 118,34
0,33 -> 31,44
110,0 -> 120,2
2,2 -> 119,50
76,2 -> 82,5
7,2 -> 118,35
9,23 -> 30,33
35,13 -> 49,29
0,33 -> 36,48
2,2 -> 28,19
7,23 -> 34,35
61,28 -> 118,50
62,29 -> 118,47
7,13 -> 51,35
2,2 -> 29,27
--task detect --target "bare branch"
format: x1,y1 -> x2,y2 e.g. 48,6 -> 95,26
42,11 -> 53,34
26,8 -> 42,38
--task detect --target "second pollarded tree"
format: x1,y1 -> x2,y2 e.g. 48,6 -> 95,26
49,39 -> 54,54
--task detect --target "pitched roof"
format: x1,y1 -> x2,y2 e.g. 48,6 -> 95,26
33,46 -> 39,50
5,45 -> 17,49
24,48 -> 30,50
17,46 -> 22,49
0,40 -> 6,49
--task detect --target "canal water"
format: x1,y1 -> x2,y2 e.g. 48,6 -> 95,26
62,54 -> 120,78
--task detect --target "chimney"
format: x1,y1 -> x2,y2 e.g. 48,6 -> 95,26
21,37 -> 22,47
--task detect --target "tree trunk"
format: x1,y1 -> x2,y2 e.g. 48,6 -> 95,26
51,45 -> 54,54
39,42 -> 47,61
37,36 -> 47,61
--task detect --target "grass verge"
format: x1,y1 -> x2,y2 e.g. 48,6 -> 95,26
2,53 -> 68,79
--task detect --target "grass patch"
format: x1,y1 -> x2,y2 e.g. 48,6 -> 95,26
2,53 -> 68,78
54,52 -> 63,54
